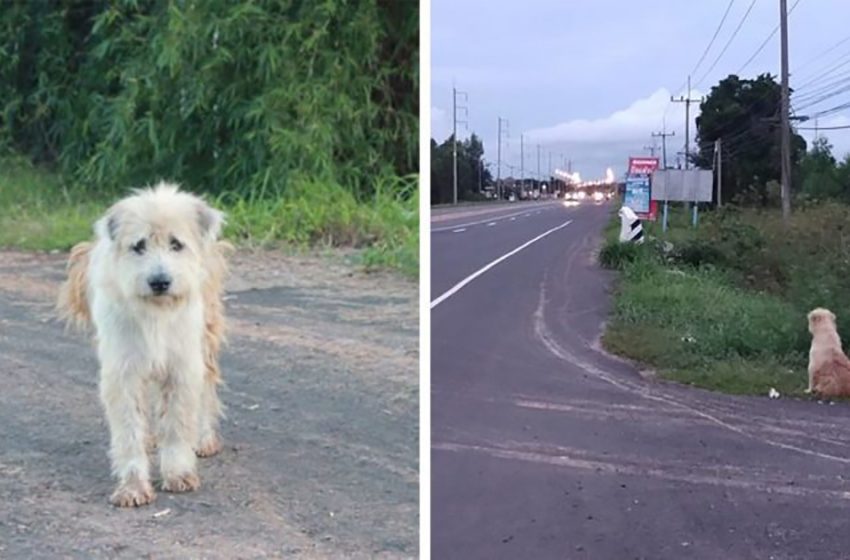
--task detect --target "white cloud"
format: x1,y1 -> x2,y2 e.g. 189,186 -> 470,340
524,88 -> 702,145
431,105 -> 471,144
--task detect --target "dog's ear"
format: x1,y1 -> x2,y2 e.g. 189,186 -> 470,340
95,208 -> 121,242
196,201 -> 225,242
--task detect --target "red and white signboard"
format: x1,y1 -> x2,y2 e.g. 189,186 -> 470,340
628,157 -> 660,175
626,156 -> 660,220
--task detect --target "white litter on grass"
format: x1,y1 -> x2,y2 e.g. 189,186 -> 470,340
153,508 -> 171,518
246,404 -> 260,411
681,335 -> 696,344
768,388 -> 780,399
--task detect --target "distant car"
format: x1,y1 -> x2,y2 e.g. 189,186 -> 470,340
508,193 -> 516,202
592,191 -> 605,203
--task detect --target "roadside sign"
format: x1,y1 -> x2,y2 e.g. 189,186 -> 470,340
628,157 -> 660,175
626,156 -> 659,220
624,175 -> 650,214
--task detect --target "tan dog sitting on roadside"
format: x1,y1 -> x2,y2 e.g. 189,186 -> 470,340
807,308 -> 850,398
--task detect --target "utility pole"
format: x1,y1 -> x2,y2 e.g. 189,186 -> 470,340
536,144 -> 541,184
715,138 -> 722,207
643,144 -> 658,157
779,0 -> 792,223
670,76 -> 701,170
452,86 -> 468,205
652,130 -> 676,169
496,117 -> 509,200
479,160 -> 483,193
520,134 -> 525,194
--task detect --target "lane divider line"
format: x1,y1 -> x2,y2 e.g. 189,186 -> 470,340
430,219 -> 573,309
452,228 -> 466,233
430,207 -> 554,233
486,222 -> 497,227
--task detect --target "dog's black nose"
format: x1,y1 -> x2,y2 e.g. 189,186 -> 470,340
148,274 -> 171,295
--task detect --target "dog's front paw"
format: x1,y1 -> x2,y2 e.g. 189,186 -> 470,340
196,434 -> 222,458
161,472 -> 200,493
804,388 -> 813,394
111,478 -> 156,507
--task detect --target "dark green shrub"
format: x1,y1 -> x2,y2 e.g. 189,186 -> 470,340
0,1 -> 417,199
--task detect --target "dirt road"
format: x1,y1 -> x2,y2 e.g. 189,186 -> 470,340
0,249 -> 418,559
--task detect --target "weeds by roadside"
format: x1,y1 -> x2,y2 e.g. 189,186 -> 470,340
599,203 -> 850,396
0,157 -> 418,278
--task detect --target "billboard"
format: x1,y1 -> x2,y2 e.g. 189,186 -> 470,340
651,169 -> 713,202
625,156 -> 660,220
624,175 -> 651,214
628,157 -> 660,175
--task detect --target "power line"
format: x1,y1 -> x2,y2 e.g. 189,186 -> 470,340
794,32 -> 850,75
794,51 -> 850,91
736,0 -> 803,75
794,81 -> 850,111
810,100 -> 850,119
694,0 -> 758,88
690,0 -> 737,79
798,124 -> 850,130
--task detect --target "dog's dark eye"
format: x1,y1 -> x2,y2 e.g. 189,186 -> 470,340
170,237 -> 184,252
131,239 -> 146,255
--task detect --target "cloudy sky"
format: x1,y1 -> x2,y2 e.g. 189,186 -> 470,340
431,0 -> 850,180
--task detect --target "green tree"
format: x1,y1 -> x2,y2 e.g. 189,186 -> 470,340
800,137 -> 844,200
429,132 -> 492,204
694,73 -> 806,206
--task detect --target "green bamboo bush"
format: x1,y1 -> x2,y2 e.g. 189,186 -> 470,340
0,1 -> 418,273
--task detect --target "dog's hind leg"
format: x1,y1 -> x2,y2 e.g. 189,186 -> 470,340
100,364 -> 155,507
196,369 -> 223,458
159,355 -> 203,493
196,287 -> 226,458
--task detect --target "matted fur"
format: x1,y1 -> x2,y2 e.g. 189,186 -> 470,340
806,308 -> 850,398
56,181 -> 230,507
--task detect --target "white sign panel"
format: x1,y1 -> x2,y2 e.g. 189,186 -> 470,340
651,169 -> 713,202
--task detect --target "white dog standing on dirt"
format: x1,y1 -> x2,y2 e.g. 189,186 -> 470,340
57,182 -> 230,507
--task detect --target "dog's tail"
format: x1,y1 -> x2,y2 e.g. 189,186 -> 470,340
56,242 -> 92,330
202,240 -> 233,387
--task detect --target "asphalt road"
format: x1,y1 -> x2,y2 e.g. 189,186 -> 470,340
431,200 -> 850,560
0,250 -> 418,559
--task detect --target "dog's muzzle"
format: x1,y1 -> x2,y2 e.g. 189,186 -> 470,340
147,273 -> 172,295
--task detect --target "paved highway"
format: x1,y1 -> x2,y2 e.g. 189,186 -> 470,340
431,199 -> 850,559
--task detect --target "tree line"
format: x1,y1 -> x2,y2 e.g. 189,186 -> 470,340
693,73 -> 850,206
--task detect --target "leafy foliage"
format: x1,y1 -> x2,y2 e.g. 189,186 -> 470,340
694,73 -> 806,206
430,133 -> 492,204
0,1 -> 418,200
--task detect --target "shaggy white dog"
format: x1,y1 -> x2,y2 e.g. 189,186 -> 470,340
57,182 -> 230,507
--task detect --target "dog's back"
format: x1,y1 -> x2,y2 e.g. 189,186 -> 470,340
812,347 -> 850,397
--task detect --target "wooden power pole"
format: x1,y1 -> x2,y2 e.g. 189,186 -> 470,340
779,0 -> 792,223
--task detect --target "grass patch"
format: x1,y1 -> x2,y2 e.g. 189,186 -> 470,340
0,157 -> 418,277
598,203 -> 849,396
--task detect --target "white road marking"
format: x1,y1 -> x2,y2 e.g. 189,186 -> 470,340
486,222 -> 497,226
431,207 -> 553,232
510,217 -> 516,221
452,228 -> 466,233
430,219 -> 573,309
